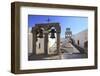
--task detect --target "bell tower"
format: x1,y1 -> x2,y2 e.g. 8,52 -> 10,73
65,28 -> 72,38
65,28 -> 72,43
31,23 -> 61,56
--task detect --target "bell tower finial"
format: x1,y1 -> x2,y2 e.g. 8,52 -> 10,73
46,18 -> 51,23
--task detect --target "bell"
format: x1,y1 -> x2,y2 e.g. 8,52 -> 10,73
38,29 -> 43,38
50,29 -> 56,38
50,33 -> 55,38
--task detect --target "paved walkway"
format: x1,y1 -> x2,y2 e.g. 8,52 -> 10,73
69,43 -> 80,53
43,53 -> 87,60
43,43 -> 86,60
60,43 -> 80,54
29,42 -> 87,60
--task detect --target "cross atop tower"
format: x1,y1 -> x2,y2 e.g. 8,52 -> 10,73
46,18 -> 51,23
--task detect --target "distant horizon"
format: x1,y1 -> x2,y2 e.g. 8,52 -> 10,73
28,15 -> 88,38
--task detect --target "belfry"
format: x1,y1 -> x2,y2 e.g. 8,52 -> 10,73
31,23 -> 61,56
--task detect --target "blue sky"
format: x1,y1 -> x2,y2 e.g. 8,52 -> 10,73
28,15 -> 88,38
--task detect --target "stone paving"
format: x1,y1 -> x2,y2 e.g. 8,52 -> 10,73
43,53 -> 87,60
29,42 -> 87,60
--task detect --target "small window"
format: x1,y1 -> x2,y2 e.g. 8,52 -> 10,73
77,40 -> 80,45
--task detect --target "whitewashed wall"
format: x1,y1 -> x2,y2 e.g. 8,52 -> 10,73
73,29 -> 88,48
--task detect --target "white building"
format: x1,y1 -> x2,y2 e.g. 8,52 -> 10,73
28,28 -> 33,54
72,29 -> 88,51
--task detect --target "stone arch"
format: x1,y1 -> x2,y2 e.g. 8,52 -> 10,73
31,23 -> 61,56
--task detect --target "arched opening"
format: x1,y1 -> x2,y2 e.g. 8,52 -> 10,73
48,27 -> 57,55
36,28 -> 45,55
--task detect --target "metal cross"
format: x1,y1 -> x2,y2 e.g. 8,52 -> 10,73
46,18 -> 50,23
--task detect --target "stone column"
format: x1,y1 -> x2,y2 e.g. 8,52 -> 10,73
57,33 -> 60,54
32,29 -> 37,55
44,33 -> 48,56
